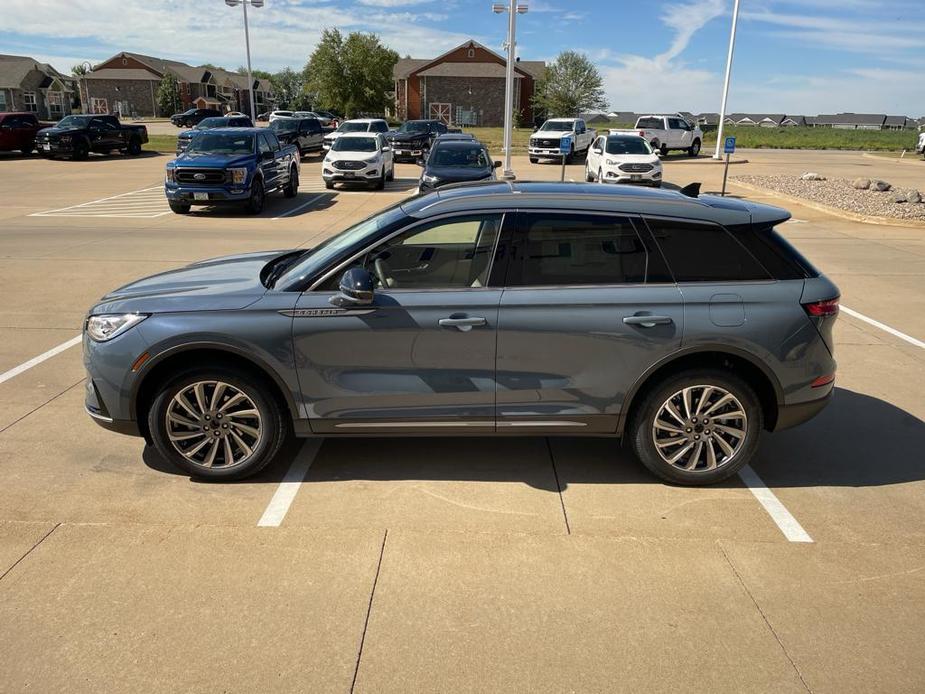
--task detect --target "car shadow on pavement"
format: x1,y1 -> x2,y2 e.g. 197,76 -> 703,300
141,387 -> 924,491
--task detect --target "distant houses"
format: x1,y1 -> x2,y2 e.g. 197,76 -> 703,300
0,54 -> 79,119
604,110 -> 921,130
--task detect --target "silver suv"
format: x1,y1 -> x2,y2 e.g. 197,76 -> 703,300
83,182 -> 838,485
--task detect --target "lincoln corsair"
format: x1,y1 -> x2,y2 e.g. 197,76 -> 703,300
83,182 -> 838,485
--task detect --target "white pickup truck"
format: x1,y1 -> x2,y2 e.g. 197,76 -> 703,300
612,115 -> 703,157
528,118 -> 596,163
916,131 -> 925,157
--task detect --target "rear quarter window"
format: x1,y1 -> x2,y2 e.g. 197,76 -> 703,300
645,218 -> 771,282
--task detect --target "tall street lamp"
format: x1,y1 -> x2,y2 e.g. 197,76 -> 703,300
713,0 -> 740,160
492,1 -> 528,180
225,0 -> 264,119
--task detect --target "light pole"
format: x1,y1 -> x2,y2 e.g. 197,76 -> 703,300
492,1 -> 528,180
713,0 -> 740,159
79,61 -> 93,114
224,0 -> 264,119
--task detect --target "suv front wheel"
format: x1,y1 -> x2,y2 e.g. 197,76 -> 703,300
148,369 -> 289,480
629,369 -> 763,485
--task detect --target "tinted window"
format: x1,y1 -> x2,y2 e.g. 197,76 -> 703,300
265,132 -> 281,150
372,121 -> 389,132
257,133 -> 273,154
508,214 -> 649,286
430,145 -> 489,168
188,133 -> 255,154
646,219 -> 771,282
606,137 -> 652,155
636,117 -> 663,129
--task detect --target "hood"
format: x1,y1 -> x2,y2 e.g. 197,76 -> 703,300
425,166 -> 493,184
323,131 -> 341,142
91,250 -> 291,315
325,149 -> 379,163
173,151 -> 254,168
604,153 -> 660,164
531,130 -> 572,139
387,130 -> 429,143
37,126 -> 81,138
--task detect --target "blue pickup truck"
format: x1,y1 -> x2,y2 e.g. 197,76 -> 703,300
165,128 -> 300,215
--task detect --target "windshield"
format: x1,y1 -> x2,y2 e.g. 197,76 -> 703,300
540,120 -> 574,131
274,203 -> 409,289
338,122 -> 369,133
636,117 -> 664,129
269,119 -> 298,133
186,133 -> 254,154
195,117 -> 231,129
430,145 -> 489,168
399,121 -> 428,133
606,137 -> 652,155
56,116 -> 93,129
331,137 -> 378,153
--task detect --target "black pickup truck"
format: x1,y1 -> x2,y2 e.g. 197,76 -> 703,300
35,114 -> 148,160
385,119 -> 458,162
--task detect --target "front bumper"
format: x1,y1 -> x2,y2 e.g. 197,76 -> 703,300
601,167 -> 662,185
36,139 -> 73,155
322,163 -> 382,182
83,329 -> 147,438
165,182 -> 251,204
529,147 -> 567,158
388,143 -> 426,160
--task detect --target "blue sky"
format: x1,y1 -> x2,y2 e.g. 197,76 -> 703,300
3,0 -> 923,115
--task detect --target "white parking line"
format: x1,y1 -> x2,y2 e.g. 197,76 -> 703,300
30,186 -> 170,219
841,306 -> 925,350
0,335 -> 82,386
738,465 -> 813,543
257,439 -> 322,527
272,194 -> 326,220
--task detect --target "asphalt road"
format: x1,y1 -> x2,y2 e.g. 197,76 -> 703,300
0,148 -> 923,693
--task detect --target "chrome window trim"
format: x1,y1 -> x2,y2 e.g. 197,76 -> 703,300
308,211 -> 508,292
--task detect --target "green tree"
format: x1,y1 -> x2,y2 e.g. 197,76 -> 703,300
156,74 -> 182,117
269,67 -> 312,110
304,29 -> 397,117
532,51 -> 608,118
71,63 -> 90,76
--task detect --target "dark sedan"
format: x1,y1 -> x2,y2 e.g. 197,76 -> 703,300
171,108 -> 222,128
417,139 -> 500,193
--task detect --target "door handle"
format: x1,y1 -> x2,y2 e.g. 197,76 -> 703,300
439,316 -> 487,332
623,315 -> 673,328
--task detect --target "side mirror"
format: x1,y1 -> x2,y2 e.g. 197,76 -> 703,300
493,160 -> 502,168
382,146 -> 391,152
592,148 -> 602,155
329,267 -> 375,308
261,151 -> 274,161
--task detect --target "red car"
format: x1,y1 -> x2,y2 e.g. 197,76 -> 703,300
0,112 -> 53,154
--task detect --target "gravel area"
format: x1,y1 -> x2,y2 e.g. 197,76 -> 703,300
732,175 -> 925,222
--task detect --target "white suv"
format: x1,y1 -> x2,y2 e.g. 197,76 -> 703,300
323,118 -> 390,151
322,132 -> 395,190
585,134 -> 662,187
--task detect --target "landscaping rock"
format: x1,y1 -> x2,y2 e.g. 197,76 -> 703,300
892,191 -> 908,203
870,179 -> 892,192
801,172 -> 826,181
908,190 -> 922,204
852,177 -> 871,190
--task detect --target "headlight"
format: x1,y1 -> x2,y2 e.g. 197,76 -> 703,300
606,159 -> 618,166
422,174 -> 439,184
228,167 -> 247,185
85,313 -> 148,342
165,168 -> 176,183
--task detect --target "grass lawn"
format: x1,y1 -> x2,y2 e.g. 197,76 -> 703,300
144,134 -> 179,153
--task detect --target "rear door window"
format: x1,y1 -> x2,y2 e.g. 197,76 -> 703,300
645,218 -> 771,282
506,213 -> 651,286
636,117 -> 663,129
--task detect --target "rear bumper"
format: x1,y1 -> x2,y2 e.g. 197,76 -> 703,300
772,390 -> 833,432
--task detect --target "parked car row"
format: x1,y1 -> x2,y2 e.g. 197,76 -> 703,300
1,111 -> 149,159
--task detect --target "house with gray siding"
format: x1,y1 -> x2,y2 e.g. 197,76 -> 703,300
0,54 -> 78,119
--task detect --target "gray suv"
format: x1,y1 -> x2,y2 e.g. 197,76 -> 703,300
83,182 -> 838,485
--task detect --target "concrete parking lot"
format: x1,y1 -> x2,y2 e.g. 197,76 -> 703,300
0,148 -> 923,693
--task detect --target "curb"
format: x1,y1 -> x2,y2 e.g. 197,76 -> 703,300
729,180 -> 925,229
861,151 -> 925,166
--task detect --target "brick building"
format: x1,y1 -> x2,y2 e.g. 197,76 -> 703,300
80,52 -> 275,118
0,54 -> 78,119
393,40 -> 544,127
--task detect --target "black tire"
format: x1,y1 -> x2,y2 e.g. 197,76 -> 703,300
72,138 -> 89,160
283,167 -> 299,198
374,169 -> 385,190
169,201 -> 191,214
585,166 -> 594,182
147,368 -> 289,481
628,368 -> 763,486
529,156 -> 538,164
688,139 -> 701,157
246,178 -> 265,214
386,163 -> 394,181
598,168 -> 604,184
127,137 -> 142,156
20,143 -> 35,155
660,143 -> 669,157
325,180 -> 334,190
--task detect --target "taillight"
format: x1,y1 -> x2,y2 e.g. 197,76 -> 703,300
638,130 -> 645,137
802,297 -> 839,317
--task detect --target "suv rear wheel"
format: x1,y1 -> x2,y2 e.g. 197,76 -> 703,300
629,369 -> 763,485
148,369 -> 289,480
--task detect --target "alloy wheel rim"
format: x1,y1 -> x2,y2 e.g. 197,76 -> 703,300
651,384 -> 748,472
165,381 -> 262,468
